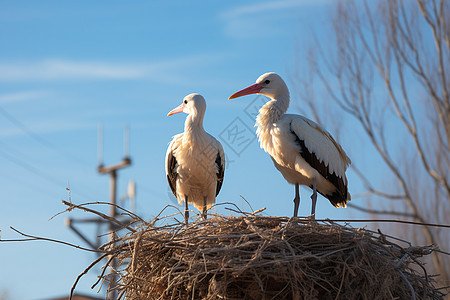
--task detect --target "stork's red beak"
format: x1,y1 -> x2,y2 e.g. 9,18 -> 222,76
167,103 -> 185,116
228,83 -> 263,100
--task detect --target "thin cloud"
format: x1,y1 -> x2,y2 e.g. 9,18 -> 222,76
0,117 -> 95,138
0,59 -> 147,81
0,90 -> 52,104
0,54 -> 223,83
221,0 -> 330,38
222,0 -> 319,19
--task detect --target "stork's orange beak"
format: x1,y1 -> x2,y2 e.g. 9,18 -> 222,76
167,103 -> 185,116
229,83 -> 263,100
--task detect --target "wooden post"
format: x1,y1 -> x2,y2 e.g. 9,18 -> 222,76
98,158 -> 131,299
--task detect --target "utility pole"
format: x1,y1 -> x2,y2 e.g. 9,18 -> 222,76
66,125 -> 133,300
97,125 -> 131,300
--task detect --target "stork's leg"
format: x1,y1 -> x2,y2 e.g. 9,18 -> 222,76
310,178 -> 317,220
202,197 -> 208,220
293,183 -> 300,217
184,195 -> 189,225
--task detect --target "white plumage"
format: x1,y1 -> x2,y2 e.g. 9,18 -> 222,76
229,72 -> 351,218
166,93 -> 225,223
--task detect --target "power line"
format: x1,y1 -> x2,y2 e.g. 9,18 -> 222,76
0,106 -> 54,147
0,144 -> 98,202
0,146 -> 62,187
0,167 -> 59,199
0,105 -> 107,199
0,105 -> 92,167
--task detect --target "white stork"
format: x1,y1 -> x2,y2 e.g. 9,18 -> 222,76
229,72 -> 351,219
166,93 -> 225,224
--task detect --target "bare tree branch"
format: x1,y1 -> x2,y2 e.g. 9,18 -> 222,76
295,0 -> 449,284
348,203 -> 417,218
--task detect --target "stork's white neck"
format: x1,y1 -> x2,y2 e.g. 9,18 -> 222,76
184,111 -> 205,141
256,90 -> 290,128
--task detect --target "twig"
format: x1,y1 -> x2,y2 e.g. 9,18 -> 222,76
69,253 -> 109,300
334,264 -> 346,300
212,201 -> 248,215
251,207 -> 266,215
397,269 -> 417,300
91,254 -> 117,290
240,195 -> 254,212
6,226 -> 102,253
62,200 -> 136,233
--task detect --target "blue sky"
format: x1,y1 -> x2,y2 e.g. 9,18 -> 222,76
0,1 -> 374,299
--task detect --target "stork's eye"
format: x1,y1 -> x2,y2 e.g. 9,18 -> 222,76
264,80 -> 270,84
184,100 -> 188,104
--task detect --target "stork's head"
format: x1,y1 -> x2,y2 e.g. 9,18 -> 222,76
167,93 -> 206,117
229,72 -> 288,100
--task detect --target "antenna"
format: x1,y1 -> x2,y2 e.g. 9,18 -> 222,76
98,123 -> 103,167
124,125 -> 130,158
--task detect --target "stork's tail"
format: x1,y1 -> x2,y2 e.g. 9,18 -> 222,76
323,191 -> 351,208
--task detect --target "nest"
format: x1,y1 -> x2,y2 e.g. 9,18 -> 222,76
99,211 -> 443,300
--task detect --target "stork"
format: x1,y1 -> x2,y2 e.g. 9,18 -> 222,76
166,93 -> 225,224
229,72 -> 351,219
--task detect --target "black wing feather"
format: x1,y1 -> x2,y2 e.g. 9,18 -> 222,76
289,122 -> 347,207
215,151 -> 224,196
166,150 -> 178,197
